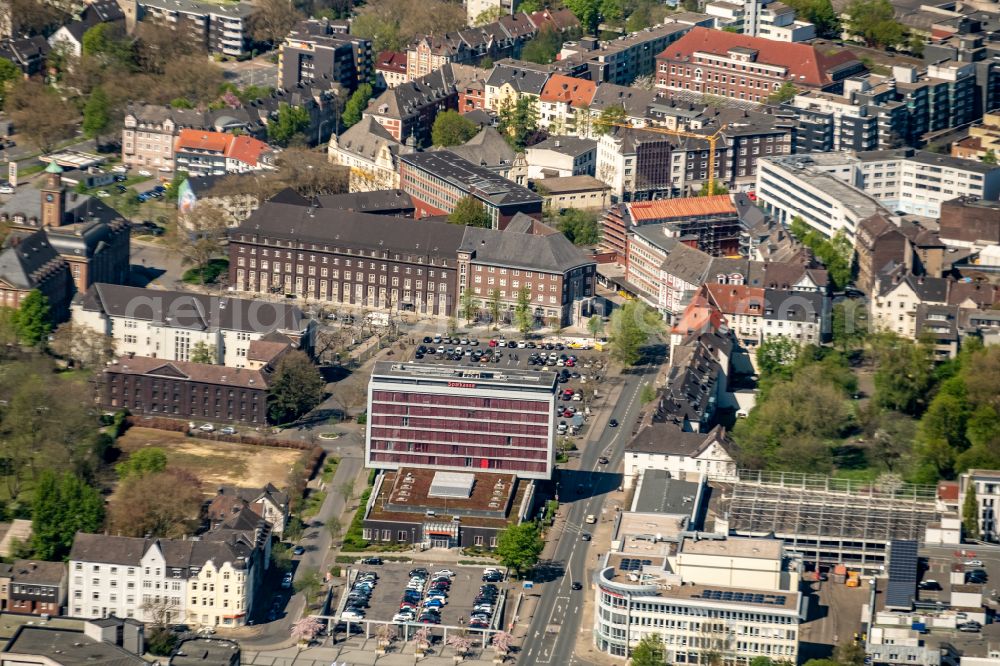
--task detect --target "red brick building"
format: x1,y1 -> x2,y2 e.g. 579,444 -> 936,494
655,27 -> 863,104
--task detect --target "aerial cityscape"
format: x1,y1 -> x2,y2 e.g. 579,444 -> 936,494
0,0 -> 998,662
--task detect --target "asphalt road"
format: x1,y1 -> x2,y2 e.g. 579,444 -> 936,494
520,358 -> 659,666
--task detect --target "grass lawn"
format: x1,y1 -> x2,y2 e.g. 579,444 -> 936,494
117,427 -> 305,492
302,489 -> 327,518
182,258 -> 229,285
832,467 -> 881,483
320,458 -> 339,484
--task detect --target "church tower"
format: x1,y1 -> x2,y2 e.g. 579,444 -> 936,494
40,161 -> 66,228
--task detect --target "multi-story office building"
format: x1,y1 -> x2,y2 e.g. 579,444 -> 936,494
556,21 -> 696,86
705,0 -> 815,41
278,18 -> 373,93
400,151 -> 543,227
755,155 -> 889,240
138,0 -> 254,58
68,521 -> 269,627
366,362 -> 557,479
594,531 -> 805,661
73,283 -> 311,368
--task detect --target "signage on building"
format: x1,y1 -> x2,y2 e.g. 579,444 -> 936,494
447,381 -> 476,388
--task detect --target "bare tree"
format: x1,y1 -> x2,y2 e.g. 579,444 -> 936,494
249,0 -> 303,46
141,596 -> 181,627
6,81 -> 78,154
273,148 -> 349,198
49,321 -> 116,368
173,202 -> 229,285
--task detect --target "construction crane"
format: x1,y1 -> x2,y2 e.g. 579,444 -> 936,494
610,122 -> 728,196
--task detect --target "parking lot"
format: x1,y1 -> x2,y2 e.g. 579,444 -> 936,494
339,562 -> 507,630
921,545 -> 1000,605
408,334 -> 609,440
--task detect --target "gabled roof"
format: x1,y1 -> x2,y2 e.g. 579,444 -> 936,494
486,60 -> 551,95
590,83 -> 659,116
367,64 -> 458,121
334,115 -> 403,161
106,355 -> 270,389
658,26 -> 861,87
375,50 -> 407,73
527,8 -> 580,32
225,134 -> 271,166
176,128 -> 230,153
458,217 -> 593,274
443,127 -> 516,169
0,230 -> 66,290
539,75 -> 597,107
626,423 -> 732,458
704,282 -> 765,316
497,12 -> 537,39
315,189 -> 413,214
763,289 -> 823,322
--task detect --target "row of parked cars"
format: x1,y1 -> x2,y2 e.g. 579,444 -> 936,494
341,571 -> 379,621
468,568 -> 504,630
394,568 -> 455,625
414,344 -> 501,364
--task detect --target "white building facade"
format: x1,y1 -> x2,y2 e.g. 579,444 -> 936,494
72,283 -> 310,368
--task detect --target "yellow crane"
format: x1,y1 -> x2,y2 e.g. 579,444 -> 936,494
609,122 -> 728,196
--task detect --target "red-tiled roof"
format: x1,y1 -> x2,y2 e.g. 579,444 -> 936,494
938,481 -> 959,502
657,27 -> 860,87
176,128 -> 229,153
539,75 -> 597,107
376,50 -> 407,73
628,195 -> 736,222
225,134 -> 270,167
670,287 -> 725,335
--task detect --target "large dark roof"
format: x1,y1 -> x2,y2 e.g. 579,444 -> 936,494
232,201 -> 467,260
315,190 -> 413,214
458,216 -> 592,274
626,423 -> 730,457
78,283 -> 307,334
762,289 -> 824,322
401,151 -> 541,207
3,626 -> 144,666
0,230 -> 65,290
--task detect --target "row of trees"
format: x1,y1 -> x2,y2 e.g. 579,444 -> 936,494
789,217 -> 854,290
631,634 -> 864,666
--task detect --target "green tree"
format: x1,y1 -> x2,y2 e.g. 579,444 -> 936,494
294,567 -> 324,598
83,86 -> 112,146
871,333 -> 934,415
342,83 -> 374,129
494,521 -> 544,578
31,471 -> 104,560
12,290 -> 52,346
189,341 -> 216,364
982,149 -> 997,165
0,58 -> 19,111
963,483 -> 980,539
696,182 -> 729,196
845,0 -> 908,48
564,0 -> 600,32
488,288 -> 502,328
782,0 -> 839,36
267,102 -> 311,147
789,217 -> 853,290
831,299 -> 868,352
608,300 -> 660,366
630,634 -> 667,666
640,383 -> 657,404
169,97 -> 194,109
268,350 -> 326,424
556,209 -> 600,245
432,110 -> 477,147
81,23 -> 133,67
749,658 -> 776,666
587,315 -> 605,340
515,287 -> 533,334
460,287 -> 479,325
520,26 -> 564,65
115,447 -> 168,480
594,104 -> 627,135
767,81 -> 798,104
497,96 -> 538,150
756,336 -> 799,379
448,196 -> 492,228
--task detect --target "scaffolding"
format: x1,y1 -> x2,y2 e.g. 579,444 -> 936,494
720,470 -> 941,570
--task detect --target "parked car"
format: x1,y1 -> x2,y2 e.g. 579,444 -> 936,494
0,184 -> 13,195
292,545 -> 305,556
581,533 -> 592,541
965,559 -> 984,567
959,621 -> 982,632
917,580 -> 940,590
362,557 -> 383,565
571,582 -> 583,590
585,514 -> 596,524
608,418 -> 619,428
598,456 -> 609,464
112,165 -> 128,173
199,423 -> 215,432
220,426 -> 236,435
138,169 -> 152,177
342,610 -> 364,621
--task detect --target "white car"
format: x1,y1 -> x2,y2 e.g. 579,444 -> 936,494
137,169 -> 152,177
965,559 -> 984,567
111,165 -> 128,173
393,613 -> 414,622
433,569 -> 455,578
0,184 -> 13,195
341,610 -> 364,621
585,514 -> 596,524
96,190 -> 111,198
199,423 -> 215,432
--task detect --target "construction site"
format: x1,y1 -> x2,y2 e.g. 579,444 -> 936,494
709,470 -> 942,571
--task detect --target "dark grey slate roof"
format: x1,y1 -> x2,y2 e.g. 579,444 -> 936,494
527,135 -> 596,158
763,289 -> 823,322
4,626 -> 145,666
442,127 -> 516,171
626,423 -> 730,457
486,61 -> 551,95
367,65 -> 457,121
233,201 -> 467,260
401,151 -> 540,207
458,217 -> 592,274
633,469 -> 702,514
315,190 -> 413,214
78,283 -> 307,333
0,230 -> 65,290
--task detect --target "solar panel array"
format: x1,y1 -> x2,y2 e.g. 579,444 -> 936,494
696,590 -> 788,606
618,558 -> 653,571
885,539 -> 918,609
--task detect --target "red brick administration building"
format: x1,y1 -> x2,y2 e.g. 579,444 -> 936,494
655,27 -> 863,104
